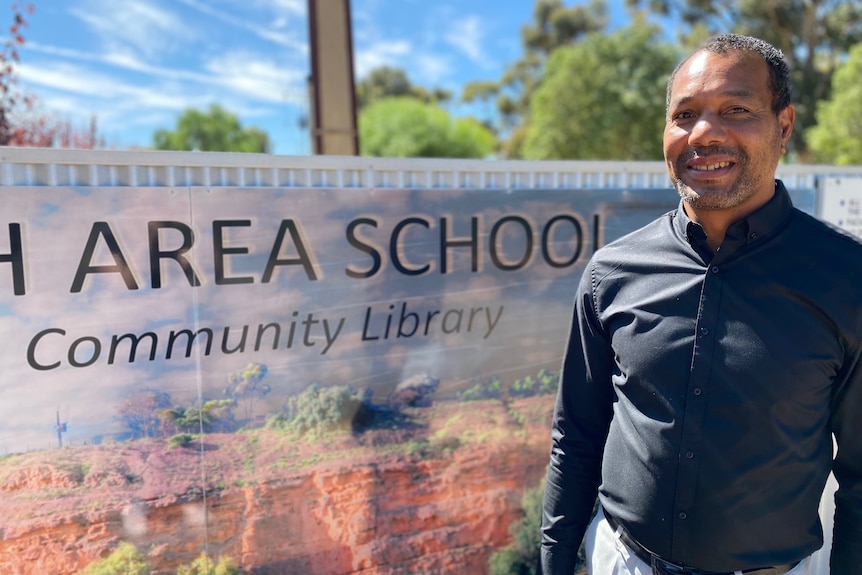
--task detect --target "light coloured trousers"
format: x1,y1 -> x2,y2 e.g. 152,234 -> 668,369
584,507 -> 812,575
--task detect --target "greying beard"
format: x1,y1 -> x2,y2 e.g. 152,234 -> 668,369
674,178 -> 756,210
672,146 -> 755,210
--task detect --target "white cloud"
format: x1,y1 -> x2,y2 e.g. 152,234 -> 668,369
349,0 -> 387,46
216,0 -> 305,17
272,0 -> 305,15
24,41 -> 211,85
17,63 -> 214,142
415,53 -> 452,84
177,0 -> 307,52
204,52 -> 306,103
20,62 -> 135,99
444,16 -> 485,63
26,39 -> 307,96
101,53 -> 212,83
354,40 -> 411,78
70,0 -> 191,60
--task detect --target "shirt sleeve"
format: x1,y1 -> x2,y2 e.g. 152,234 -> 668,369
829,341 -> 862,575
540,261 -> 616,574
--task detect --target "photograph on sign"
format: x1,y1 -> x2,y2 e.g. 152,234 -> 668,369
0,184 -> 677,573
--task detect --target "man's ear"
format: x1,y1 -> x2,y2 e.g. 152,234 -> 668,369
779,104 -> 795,153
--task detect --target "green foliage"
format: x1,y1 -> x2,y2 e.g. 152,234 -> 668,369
224,363 -> 271,423
270,384 -> 369,438
523,20 -> 676,160
458,370 -> 559,402
458,376 -> 503,401
488,546 -> 525,575
359,97 -> 495,158
158,400 -> 235,435
356,66 -> 451,111
264,413 -> 290,430
626,0 -> 862,158
84,542 -> 151,575
116,389 -> 171,439
489,485 -> 595,574
176,552 -> 240,575
806,43 -> 862,165
510,369 -> 559,398
168,433 -> 196,449
153,104 -> 270,153
461,0 -> 607,157
489,486 -> 544,575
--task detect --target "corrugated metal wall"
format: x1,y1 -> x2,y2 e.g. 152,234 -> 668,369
4,147 -> 862,193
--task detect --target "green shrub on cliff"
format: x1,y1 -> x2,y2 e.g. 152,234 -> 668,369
509,369 -> 559,398
458,375 -> 502,401
268,383 -> 371,438
489,484 -> 595,575
168,433 -> 197,448
488,486 -> 543,575
176,552 -> 240,575
84,542 -> 151,575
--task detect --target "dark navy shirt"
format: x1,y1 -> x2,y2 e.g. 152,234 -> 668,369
541,181 -> 862,574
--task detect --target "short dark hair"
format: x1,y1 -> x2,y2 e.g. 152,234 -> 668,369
666,34 -> 792,115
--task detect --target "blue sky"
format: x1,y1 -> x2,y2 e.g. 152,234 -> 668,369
11,0 -> 630,155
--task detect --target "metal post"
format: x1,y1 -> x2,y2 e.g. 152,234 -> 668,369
307,0 -> 359,155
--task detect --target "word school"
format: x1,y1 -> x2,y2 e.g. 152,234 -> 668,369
1,211 -> 594,296
25,301 -> 506,371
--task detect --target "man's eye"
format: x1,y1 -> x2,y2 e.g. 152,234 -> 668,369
728,107 -> 749,114
673,111 -> 695,121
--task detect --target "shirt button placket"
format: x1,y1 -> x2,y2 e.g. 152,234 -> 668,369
673,264 -> 723,561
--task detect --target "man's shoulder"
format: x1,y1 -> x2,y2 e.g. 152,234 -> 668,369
592,210 -> 676,262
789,208 -> 862,260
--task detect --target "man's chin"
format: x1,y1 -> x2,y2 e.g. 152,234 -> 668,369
676,183 -> 734,210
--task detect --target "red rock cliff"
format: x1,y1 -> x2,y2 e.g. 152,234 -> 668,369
0,397 -> 553,574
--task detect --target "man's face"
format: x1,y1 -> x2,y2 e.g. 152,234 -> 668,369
663,50 -> 794,212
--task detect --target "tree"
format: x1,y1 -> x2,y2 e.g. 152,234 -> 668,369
273,383 -> 371,438
488,484 -> 596,575
356,66 -> 451,112
805,43 -> 862,165
523,21 -> 677,160
158,399 -> 235,435
10,112 -> 106,148
84,542 -> 151,575
153,104 -> 270,153
461,0 -> 608,157
116,389 -> 172,439
176,552 -> 240,575
224,362 -> 271,423
0,1 -> 32,145
0,3 -> 106,148
488,486 -> 543,575
359,97 -> 495,158
625,0 -> 862,160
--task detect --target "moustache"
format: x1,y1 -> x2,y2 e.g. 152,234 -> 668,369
677,147 -> 744,163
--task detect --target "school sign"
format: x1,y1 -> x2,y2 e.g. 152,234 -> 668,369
0,149 -> 857,574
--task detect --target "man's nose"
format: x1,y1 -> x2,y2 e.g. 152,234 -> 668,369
689,113 -> 726,147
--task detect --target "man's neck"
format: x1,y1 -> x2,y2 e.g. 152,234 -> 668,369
683,186 -> 777,253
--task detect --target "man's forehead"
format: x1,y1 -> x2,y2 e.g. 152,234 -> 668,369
685,51 -> 713,76
679,49 -> 766,76
670,50 -> 768,99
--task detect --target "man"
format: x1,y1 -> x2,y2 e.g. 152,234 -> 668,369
540,34 -> 862,575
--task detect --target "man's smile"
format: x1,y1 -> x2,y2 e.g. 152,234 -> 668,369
691,161 -> 733,171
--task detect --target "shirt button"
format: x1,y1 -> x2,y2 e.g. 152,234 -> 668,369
711,266 -> 720,273
749,232 -> 758,240
693,388 -> 702,396
699,327 -> 709,336
686,450 -> 695,459
678,512 -> 688,520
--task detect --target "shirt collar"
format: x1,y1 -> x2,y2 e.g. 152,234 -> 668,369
673,180 -> 794,253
